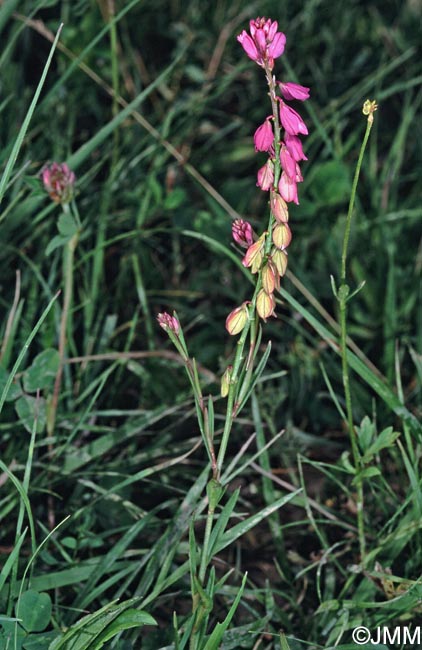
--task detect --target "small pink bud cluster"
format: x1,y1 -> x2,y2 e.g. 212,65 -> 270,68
157,312 -> 180,335
41,162 -> 76,205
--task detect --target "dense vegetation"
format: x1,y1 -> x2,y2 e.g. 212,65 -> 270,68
0,1 -> 420,648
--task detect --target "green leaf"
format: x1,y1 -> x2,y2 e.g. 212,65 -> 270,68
352,466 -> 381,484
362,426 -> 401,463
23,632 -> 60,649
23,349 -> 59,392
202,573 -> 247,650
17,590 -> 52,633
309,160 -> 351,206
164,187 -> 186,210
0,365 -> 22,401
86,610 -> 157,648
57,212 -> 78,238
214,490 -> 301,555
356,415 -> 375,452
0,620 -> 26,650
48,599 -> 156,650
45,234 -> 72,256
15,395 -> 46,434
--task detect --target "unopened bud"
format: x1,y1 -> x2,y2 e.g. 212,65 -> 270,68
272,222 -> 292,249
256,159 -> 274,191
270,191 -> 289,223
232,219 -> 254,249
221,365 -> 233,397
157,312 -> 180,334
272,248 -> 288,277
256,289 -> 276,321
262,260 -> 279,294
225,302 -> 249,336
41,162 -> 76,205
242,233 -> 266,274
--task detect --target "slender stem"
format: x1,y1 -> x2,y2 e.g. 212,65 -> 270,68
338,108 -> 375,565
108,0 -> 119,169
48,220 -> 78,440
341,116 -> 374,284
198,504 -> 214,584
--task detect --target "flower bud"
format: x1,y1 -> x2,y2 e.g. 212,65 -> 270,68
242,233 -> 266,274
272,222 -> 292,250
225,302 -> 249,336
232,218 -> 254,248
157,312 -> 180,334
262,259 -> 280,294
41,162 -> 76,205
256,159 -> 274,191
272,248 -> 288,277
254,118 -> 274,152
270,191 -> 289,223
221,365 -> 233,397
256,289 -> 276,321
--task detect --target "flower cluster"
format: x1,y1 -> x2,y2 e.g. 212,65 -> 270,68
226,18 -> 309,332
41,162 -> 76,205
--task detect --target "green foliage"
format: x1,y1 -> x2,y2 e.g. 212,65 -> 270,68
0,0 -> 420,648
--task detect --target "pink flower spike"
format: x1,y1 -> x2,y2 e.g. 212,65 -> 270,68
157,312 -> 179,335
257,159 -> 274,191
254,118 -> 274,152
280,144 -> 297,179
285,133 -> 307,161
279,82 -> 310,101
232,219 -> 254,249
278,171 -> 299,205
237,31 -> 260,62
279,102 -> 308,136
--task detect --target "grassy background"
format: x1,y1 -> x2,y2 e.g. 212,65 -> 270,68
0,0 -> 421,648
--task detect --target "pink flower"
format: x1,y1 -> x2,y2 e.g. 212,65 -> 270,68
157,312 -> 179,335
238,17 -> 286,67
254,118 -> 274,152
257,159 -> 274,191
279,82 -> 310,101
284,133 -> 307,161
280,144 -> 296,179
278,171 -> 299,204
237,31 -> 260,62
41,162 -> 75,205
279,101 -> 308,136
268,32 -> 287,60
232,219 -> 254,248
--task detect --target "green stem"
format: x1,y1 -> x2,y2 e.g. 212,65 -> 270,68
341,115 -> 374,284
108,0 -> 119,169
339,107 -> 375,565
48,224 -> 78,440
